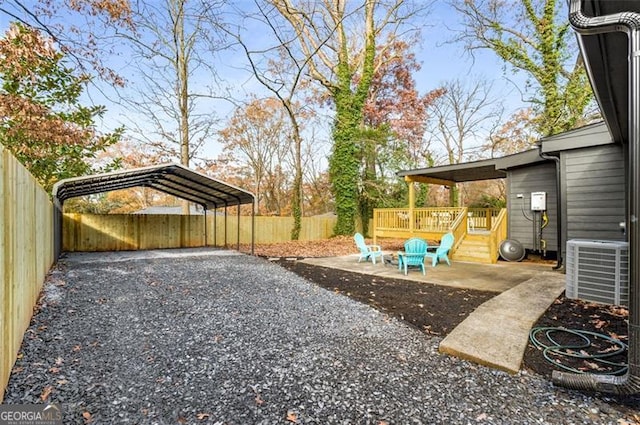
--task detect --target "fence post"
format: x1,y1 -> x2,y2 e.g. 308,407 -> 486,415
373,210 -> 377,244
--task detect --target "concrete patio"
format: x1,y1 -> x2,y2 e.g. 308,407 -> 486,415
301,253 -> 559,293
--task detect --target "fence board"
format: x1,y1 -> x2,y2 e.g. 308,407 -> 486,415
63,214 -> 337,251
1,146 -> 55,401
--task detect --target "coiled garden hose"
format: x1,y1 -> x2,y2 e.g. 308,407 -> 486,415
529,327 -> 628,375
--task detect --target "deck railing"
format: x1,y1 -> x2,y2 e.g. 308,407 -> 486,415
488,209 -> 509,261
467,208 -> 502,231
373,207 -> 465,243
449,209 -> 469,253
373,207 -> 506,261
375,207 -> 464,232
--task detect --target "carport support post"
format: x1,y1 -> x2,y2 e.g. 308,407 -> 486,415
224,205 -> 228,248
236,202 -> 241,251
251,199 -> 255,255
213,209 -> 217,248
203,207 -> 208,246
53,198 -> 63,259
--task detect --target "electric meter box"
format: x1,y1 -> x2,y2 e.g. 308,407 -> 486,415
531,192 -> 547,211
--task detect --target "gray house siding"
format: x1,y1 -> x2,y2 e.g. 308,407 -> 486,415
507,162 -> 558,252
561,144 -> 625,245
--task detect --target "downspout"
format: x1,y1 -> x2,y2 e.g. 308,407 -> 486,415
538,147 -> 563,270
553,0 -> 640,395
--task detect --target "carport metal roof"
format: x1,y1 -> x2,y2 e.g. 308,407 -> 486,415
52,163 -> 255,209
51,164 -> 255,258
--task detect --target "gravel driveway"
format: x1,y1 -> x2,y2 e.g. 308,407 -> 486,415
3,249 -> 635,424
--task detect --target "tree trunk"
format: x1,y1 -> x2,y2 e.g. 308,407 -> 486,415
449,184 -> 459,207
330,88 -> 361,235
330,0 -> 376,236
289,107 -> 303,240
174,0 -> 190,215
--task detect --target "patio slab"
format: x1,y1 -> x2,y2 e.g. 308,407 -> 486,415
301,254 -> 554,293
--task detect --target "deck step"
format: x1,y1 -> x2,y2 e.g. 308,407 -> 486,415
456,240 -> 490,248
454,246 -> 491,256
453,236 -> 495,264
463,233 -> 492,242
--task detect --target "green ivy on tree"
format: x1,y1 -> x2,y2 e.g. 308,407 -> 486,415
329,28 -> 376,236
454,0 -> 595,137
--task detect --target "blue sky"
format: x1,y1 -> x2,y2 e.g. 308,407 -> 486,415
0,1 -> 530,162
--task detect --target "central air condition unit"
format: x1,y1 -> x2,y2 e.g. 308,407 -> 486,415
565,239 -> 629,306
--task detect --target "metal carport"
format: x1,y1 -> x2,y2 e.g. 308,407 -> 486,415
52,163 -> 255,257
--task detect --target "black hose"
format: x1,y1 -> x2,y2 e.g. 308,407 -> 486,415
530,327 -> 628,376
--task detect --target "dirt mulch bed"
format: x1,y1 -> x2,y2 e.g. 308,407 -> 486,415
524,296 -> 630,379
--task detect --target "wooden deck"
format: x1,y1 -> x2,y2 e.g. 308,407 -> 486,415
372,207 -> 507,264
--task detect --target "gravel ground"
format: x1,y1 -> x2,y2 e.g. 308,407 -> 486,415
3,249 -> 636,424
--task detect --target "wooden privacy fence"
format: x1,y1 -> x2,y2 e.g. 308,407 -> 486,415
63,213 -> 338,251
1,146 -> 56,401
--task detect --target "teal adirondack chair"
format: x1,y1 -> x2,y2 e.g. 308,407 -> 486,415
397,238 -> 428,275
425,232 -> 454,267
354,233 -> 383,264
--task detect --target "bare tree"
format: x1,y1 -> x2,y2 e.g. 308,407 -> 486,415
425,78 -> 502,205
223,1 -> 319,238
219,98 -> 292,215
486,108 -> 538,158
116,0 -> 229,167
301,127 -> 333,215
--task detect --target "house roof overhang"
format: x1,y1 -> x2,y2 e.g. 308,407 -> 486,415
397,149 -> 548,184
52,163 -> 255,210
570,1 -> 640,145
397,158 -> 505,185
540,121 -> 614,153
396,120 -> 619,184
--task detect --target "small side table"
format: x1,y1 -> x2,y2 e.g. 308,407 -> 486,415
383,253 -> 399,267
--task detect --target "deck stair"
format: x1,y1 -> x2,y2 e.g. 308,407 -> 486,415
451,232 -> 496,264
